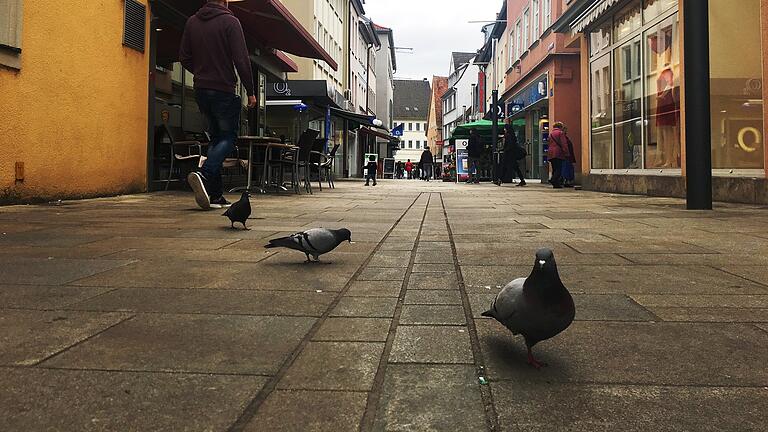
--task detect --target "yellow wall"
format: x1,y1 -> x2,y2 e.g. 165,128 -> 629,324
0,0 -> 149,202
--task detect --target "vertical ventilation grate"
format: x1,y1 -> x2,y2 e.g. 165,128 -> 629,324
123,0 -> 146,53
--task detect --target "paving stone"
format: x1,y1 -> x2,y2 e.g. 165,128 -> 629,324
44,314 -> 315,374
390,326 -> 473,364
647,307 -> 768,322
461,265 -> 768,295
399,305 -> 466,325
565,241 -> 714,254
0,285 -> 111,309
0,368 -> 268,432
69,288 -> 335,316
373,364 -> 487,432
403,290 -> 461,305
491,382 -> 768,432
368,250 -> 412,268
718,265 -> 768,286
345,280 -> 403,297
631,294 -> 768,308
0,310 -> 129,366
245,390 -> 367,432
357,267 -> 408,281
108,248 -> 278,263
476,319 -> 768,386
84,236 -> 238,251
414,250 -> 454,264
379,240 -> 415,251
456,245 -> 631,266
0,258 -> 134,285
411,263 -> 455,273
407,273 -> 458,290
331,297 -> 398,318
277,342 -> 384,391
313,318 -> 392,342
573,294 -> 657,321
621,253 -> 768,266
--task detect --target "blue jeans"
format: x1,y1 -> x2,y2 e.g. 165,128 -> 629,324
195,89 -> 241,198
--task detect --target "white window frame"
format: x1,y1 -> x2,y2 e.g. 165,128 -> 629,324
532,0 -> 540,41
1,0 -> 24,69
508,28 -> 514,66
514,20 -> 522,60
522,8 -> 530,50
543,0 -> 551,32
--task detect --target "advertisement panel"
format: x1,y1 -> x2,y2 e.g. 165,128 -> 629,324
455,139 -> 469,182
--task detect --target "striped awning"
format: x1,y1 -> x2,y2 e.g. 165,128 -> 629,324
569,0 -> 622,34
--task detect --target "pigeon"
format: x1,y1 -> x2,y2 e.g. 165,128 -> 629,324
222,192 -> 251,230
482,248 -> 575,369
265,228 -> 352,263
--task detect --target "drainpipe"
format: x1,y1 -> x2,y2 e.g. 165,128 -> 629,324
683,0 -> 712,209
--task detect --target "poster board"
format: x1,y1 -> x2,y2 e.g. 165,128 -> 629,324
382,158 -> 395,179
455,139 -> 469,182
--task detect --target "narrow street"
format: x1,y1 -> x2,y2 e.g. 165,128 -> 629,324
1,181 -> 767,431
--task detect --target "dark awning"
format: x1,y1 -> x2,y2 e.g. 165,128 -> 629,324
154,0 -> 337,70
329,107 -> 377,127
359,126 -> 396,142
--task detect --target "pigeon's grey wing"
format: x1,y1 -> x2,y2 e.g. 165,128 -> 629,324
494,278 -> 535,333
268,232 -> 310,252
303,228 -> 340,254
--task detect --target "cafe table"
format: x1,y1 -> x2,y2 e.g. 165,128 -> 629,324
230,136 -> 296,194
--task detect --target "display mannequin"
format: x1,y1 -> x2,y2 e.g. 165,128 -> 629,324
653,31 -> 680,168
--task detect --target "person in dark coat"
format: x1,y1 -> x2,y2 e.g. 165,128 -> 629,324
496,121 -> 527,187
419,148 -> 434,181
466,128 -> 482,184
547,122 -> 572,189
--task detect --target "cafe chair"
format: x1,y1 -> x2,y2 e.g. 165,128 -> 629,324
159,124 -> 204,191
270,129 -> 318,194
311,143 -> 340,190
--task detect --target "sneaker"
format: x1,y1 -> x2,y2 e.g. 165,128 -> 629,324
209,196 -> 231,209
364,183 -> 370,186
373,182 -> 377,186
187,172 -> 211,210
516,181 -> 527,187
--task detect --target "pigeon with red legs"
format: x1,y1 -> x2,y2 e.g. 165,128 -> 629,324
482,248 -> 575,369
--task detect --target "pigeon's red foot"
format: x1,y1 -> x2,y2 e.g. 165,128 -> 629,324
527,349 -> 548,369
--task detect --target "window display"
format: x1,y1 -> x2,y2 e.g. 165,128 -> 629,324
591,54 -> 612,169
614,37 -> 642,168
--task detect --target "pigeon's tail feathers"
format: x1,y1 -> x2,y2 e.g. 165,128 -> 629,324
265,236 -> 297,249
222,208 -> 231,217
481,309 -> 496,318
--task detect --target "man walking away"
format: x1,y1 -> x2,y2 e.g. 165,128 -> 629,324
364,155 -> 378,186
419,147 -> 433,181
547,122 -> 572,189
496,121 -> 526,187
180,0 -> 257,210
467,128 -> 482,184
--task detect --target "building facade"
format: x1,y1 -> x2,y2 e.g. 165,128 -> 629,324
495,0 -> 581,181
426,76 -> 450,162
374,23 -> 397,157
555,0 -> 768,204
442,52 -> 479,141
393,79 -> 432,163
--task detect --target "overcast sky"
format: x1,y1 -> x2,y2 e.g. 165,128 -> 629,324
364,0 -> 503,80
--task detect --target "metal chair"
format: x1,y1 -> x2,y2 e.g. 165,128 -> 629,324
311,143 -> 340,189
160,124 -> 204,191
271,129 -> 318,194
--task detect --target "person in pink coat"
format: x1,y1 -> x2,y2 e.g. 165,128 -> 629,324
547,122 -> 572,189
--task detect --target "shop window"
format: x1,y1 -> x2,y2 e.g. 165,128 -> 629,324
709,0 -> 764,169
589,20 -> 611,58
0,0 -> 23,69
515,21 -> 522,60
643,0 -> 677,24
613,1 -> 641,43
522,9 -> 530,50
543,0 -> 551,31
614,38 -> 642,169
590,54 -> 613,169
644,13 -> 680,168
532,0 -> 540,42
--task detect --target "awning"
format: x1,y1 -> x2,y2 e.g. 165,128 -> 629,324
359,126 -> 396,142
270,49 -> 298,73
552,0 -> 622,35
154,0 -> 337,70
329,107 -> 379,129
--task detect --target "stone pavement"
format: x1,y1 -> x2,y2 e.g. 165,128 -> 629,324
1,180 -> 767,431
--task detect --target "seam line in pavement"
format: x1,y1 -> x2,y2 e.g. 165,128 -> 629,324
359,192 -> 430,432
32,314 -> 137,367
440,192 -> 500,432
226,192 -> 425,432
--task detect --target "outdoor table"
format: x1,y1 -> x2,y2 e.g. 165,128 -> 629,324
230,136 -> 295,194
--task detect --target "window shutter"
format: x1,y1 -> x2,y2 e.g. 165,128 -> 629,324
123,0 -> 146,53
0,0 -> 23,52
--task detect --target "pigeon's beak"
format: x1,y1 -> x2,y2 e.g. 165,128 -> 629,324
538,259 -> 546,268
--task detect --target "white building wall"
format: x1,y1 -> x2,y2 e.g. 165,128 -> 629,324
443,60 -> 478,139
312,0 -> 345,94
394,119 -> 428,163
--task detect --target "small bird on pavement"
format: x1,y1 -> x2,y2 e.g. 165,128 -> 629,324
222,192 -> 251,230
265,228 -> 352,263
482,248 -> 575,369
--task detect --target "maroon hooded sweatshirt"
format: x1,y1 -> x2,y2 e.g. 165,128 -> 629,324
179,2 -> 255,96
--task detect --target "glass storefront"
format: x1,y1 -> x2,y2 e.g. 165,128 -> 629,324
709,0 -> 765,169
587,0 -> 765,173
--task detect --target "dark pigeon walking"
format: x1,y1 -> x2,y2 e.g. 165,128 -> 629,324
482,248 -> 575,369
223,192 -> 251,230
265,228 -> 352,263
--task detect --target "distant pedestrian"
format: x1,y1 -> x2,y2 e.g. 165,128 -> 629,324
547,122 -> 572,189
181,0 -> 256,210
364,155 -> 378,186
419,148 -> 434,181
405,159 -> 413,179
496,121 -> 527,187
562,126 -> 576,187
466,128 -> 482,184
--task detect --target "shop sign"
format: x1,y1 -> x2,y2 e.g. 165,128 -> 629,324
506,74 -> 548,115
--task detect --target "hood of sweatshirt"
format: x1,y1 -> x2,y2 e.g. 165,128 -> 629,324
196,2 -> 232,21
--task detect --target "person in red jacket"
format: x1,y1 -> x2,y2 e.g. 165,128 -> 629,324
405,160 -> 414,179
547,122 -> 572,189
